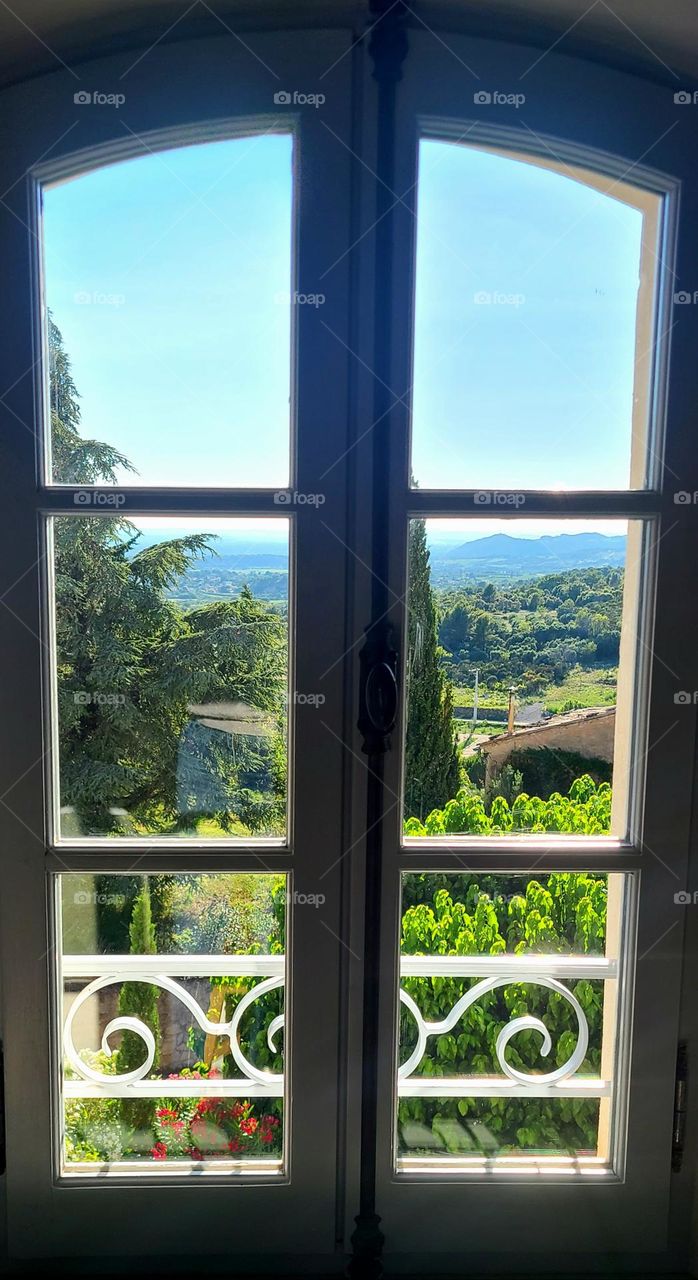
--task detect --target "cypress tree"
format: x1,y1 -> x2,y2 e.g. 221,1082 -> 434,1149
404,519 -> 460,820
115,882 -> 160,1146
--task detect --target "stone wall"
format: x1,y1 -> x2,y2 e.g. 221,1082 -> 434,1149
481,707 -> 615,783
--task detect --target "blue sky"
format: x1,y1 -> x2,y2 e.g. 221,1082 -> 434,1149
44,132 -> 293,489
43,131 -> 645,525
412,140 -> 645,491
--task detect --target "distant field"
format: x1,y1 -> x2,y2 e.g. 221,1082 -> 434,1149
452,687 -> 508,711
452,664 -> 617,720
454,721 -> 506,742
543,664 -> 617,712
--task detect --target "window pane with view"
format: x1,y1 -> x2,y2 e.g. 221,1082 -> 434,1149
59,873 -> 285,1173
410,139 -> 659,490
43,133 -> 293,487
403,518 -> 640,838
397,871 -> 624,1171
51,515 -> 289,840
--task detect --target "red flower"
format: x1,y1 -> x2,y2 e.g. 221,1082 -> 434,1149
228,1138 -> 242,1154
151,1142 -> 168,1160
240,1117 -> 258,1136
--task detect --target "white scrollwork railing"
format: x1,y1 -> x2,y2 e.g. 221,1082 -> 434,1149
63,953 -> 615,1100
63,955 -> 285,1099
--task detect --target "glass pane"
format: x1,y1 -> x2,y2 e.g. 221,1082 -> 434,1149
396,871 -> 625,1172
403,517 -> 640,839
43,133 -> 293,487
59,873 -> 286,1173
410,139 -> 660,490
51,515 -> 289,839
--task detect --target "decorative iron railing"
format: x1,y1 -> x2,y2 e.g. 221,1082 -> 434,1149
63,953 -> 614,1101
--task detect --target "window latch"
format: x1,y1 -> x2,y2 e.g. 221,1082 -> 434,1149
358,622 -> 398,755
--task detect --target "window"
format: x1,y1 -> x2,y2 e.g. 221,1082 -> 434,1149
0,22 -> 691,1270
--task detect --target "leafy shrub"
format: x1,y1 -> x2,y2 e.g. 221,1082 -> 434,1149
401,776 -> 610,1156
404,774 -> 611,837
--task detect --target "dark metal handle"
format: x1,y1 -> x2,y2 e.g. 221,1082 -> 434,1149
365,660 -> 398,735
357,623 -> 399,757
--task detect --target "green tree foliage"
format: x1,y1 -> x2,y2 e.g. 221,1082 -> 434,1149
399,871 -> 607,1155
404,774 -> 611,837
50,318 -> 286,837
115,882 -> 160,1142
402,779 -> 610,1155
49,314 -> 136,486
437,567 -> 622,700
405,520 -> 460,819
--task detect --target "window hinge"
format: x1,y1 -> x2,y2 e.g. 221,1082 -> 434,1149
672,1040 -> 688,1172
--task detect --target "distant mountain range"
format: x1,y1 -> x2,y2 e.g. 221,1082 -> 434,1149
136,529 -> 626,590
429,532 -> 626,581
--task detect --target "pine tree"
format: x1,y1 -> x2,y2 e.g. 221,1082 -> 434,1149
115,881 -> 160,1145
404,519 -> 460,820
